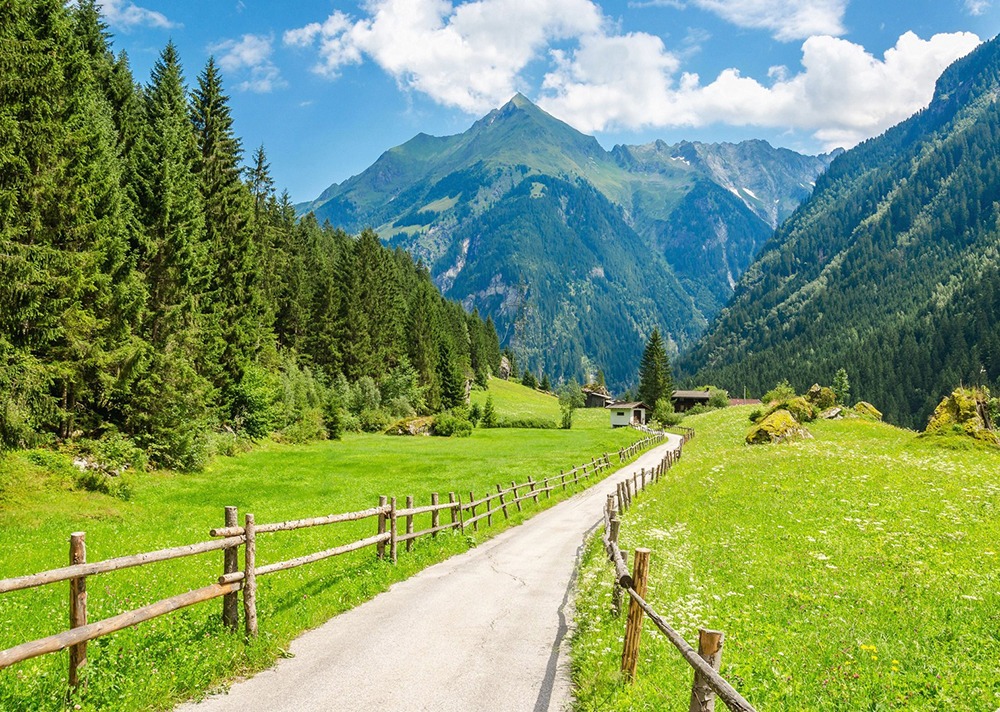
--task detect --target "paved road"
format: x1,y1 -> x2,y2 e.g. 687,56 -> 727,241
178,437 -> 681,712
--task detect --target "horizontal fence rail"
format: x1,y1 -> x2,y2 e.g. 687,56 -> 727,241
0,432 -> 669,699
598,429 -> 757,711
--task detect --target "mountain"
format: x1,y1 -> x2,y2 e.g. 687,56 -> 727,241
682,35 -> 1000,428
300,94 -> 834,390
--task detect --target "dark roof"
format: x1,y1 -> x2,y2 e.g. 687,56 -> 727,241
606,402 -> 650,410
672,390 -> 711,400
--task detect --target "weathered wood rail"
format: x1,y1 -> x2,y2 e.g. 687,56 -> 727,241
0,430 -> 657,697
599,429 -> 757,711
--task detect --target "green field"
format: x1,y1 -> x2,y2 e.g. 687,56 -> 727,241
0,381 -> 639,711
571,406 -> 1000,710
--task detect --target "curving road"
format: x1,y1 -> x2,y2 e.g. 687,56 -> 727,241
177,437 -> 681,712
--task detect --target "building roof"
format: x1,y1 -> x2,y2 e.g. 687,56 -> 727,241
672,390 -> 711,400
729,398 -> 762,406
606,402 -> 650,410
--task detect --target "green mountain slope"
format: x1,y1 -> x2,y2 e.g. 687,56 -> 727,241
300,95 -> 832,390
683,35 -> 1000,428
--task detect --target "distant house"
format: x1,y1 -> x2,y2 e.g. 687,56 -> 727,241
607,402 -> 650,427
672,390 -> 711,412
582,388 -> 613,408
729,398 -> 762,406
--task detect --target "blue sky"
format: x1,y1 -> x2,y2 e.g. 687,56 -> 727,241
98,0 -> 1000,202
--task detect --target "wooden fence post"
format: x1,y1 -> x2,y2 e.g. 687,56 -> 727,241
528,476 -> 538,503
389,497 -> 398,563
641,468 -> 646,491
689,629 -> 725,712
511,482 -> 522,512
68,532 -> 87,692
405,495 -> 414,552
377,496 -> 388,559
431,493 -> 440,537
609,518 -> 624,617
621,548 -> 651,681
222,506 -> 239,632
560,470 -> 566,490
497,484 -> 509,519
243,513 -> 258,638
469,491 -> 478,531
616,483 -> 625,516
448,492 -> 458,530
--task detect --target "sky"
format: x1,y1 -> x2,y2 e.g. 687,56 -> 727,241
97,0 -> 1000,202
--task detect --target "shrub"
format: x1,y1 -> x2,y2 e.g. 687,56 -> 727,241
707,387 -> 730,409
495,417 -> 557,429
652,397 -> 674,427
207,430 -> 253,458
659,411 -> 684,427
560,403 -> 573,429
385,396 -> 416,419
763,379 -> 796,404
432,413 -> 473,437
468,402 -> 482,426
685,404 -> 711,416
231,363 -> 280,439
748,408 -> 764,423
276,408 -> 327,443
358,408 -> 392,433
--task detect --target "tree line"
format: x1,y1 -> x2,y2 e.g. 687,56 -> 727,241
0,1 -> 501,468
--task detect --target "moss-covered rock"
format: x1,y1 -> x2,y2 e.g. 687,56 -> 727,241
853,401 -> 883,421
385,416 -> 434,436
767,396 -> 816,423
925,388 -> 998,445
746,409 -> 812,445
805,384 -> 837,410
819,406 -> 845,420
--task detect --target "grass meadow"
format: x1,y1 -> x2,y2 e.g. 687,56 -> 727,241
0,381 -> 639,711
571,406 -> 1000,711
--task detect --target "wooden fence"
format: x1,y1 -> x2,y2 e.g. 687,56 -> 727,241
599,430 -> 757,712
0,435 -> 660,695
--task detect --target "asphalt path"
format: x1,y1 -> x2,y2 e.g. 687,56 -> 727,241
177,436 -> 681,712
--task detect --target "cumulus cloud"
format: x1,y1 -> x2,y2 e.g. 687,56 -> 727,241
210,34 -> 286,93
283,0 -> 604,113
285,0 -> 981,151
97,0 -> 176,30
539,30 -> 982,149
690,0 -> 847,41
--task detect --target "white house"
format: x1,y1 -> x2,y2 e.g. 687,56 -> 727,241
607,402 -> 650,427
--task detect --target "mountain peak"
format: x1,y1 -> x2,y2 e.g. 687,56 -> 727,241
506,92 -> 534,109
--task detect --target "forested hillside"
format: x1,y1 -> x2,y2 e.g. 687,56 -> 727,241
682,35 -> 1000,428
299,95 -> 834,391
0,0 -> 500,468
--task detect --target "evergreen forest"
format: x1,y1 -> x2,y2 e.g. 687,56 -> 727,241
0,0 -> 501,469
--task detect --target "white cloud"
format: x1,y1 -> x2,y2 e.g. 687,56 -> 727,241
539,31 -> 982,149
964,0 -> 990,15
210,35 -> 287,93
284,0 -> 604,113
97,0 -> 177,30
690,0 -> 847,41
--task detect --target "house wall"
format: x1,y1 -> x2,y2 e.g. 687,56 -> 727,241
610,409 -> 630,427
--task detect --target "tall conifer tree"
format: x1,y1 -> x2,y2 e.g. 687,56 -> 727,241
638,328 -> 673,407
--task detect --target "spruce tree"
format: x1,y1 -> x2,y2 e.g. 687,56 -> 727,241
638,328 -> 673,407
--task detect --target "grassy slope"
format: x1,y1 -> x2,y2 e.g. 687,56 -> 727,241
0,380 -> 638,711
571,406 -> 1000,711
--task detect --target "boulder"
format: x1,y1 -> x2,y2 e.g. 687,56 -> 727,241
767,396 -> 816,423
746,409 -> 813,445
853,401 -> 883,421
385,416 -> 434,436
925,388 -> 998,444
805,384 -> 837,410
819,406 -> 844,420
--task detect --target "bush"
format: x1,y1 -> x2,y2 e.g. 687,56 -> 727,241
276,408 -> 327,443
495,417 -> 557,429
707,387 -> 730,409
358,408 -> 392,433
748,408 -> 764,423
763,379 -> 796,404
659,411 -> 684,426
385,396 -> 416,419
560,403 -> 573,429
685,404 -> 711,416
231,363 -> 280,439
469,402 -> 482,426
432,413 -> 473,437
207,430 -> 254,458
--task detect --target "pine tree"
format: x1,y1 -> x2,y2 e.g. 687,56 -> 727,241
833,368 -> 851,405
638,328 -> 673,407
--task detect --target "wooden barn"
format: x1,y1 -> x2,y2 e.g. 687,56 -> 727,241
582,388 -> 613,408
671,390 -> 711,412
607,402 -> 650,427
